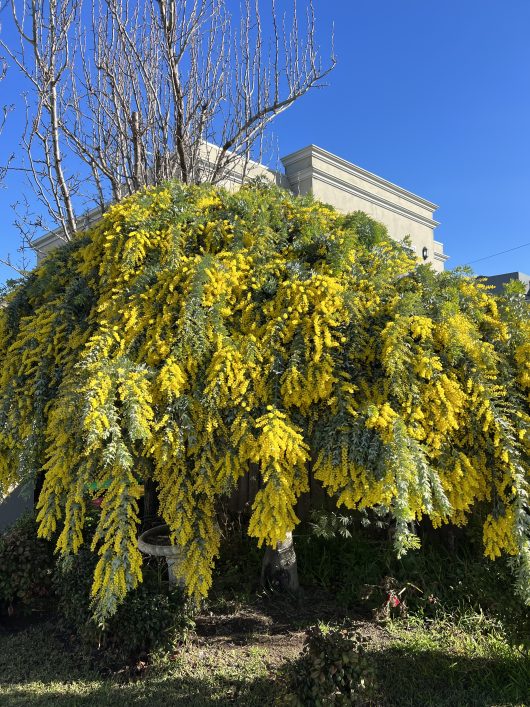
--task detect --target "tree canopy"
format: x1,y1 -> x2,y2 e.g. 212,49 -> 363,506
0,182 -> 528,621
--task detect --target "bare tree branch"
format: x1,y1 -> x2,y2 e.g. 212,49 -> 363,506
3,0 -> 335,245
0,255 -> 29,277
2,0 -> 82,241
0,52 -> 13,184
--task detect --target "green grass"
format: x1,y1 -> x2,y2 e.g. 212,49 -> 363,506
1,604 -> 529,706
0,620 -> 289,706
373,614 -> 530,706
1,521 -> 530,706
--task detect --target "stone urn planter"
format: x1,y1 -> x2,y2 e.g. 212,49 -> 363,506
138,524 -> 185,588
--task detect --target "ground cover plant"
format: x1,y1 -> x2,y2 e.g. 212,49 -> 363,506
0,513 -> 54,616
0,181 -> 528,625
53,543 -> 195,665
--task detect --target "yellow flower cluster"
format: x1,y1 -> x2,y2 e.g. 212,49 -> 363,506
0,181 -> 528,619
247,409 -> 310,547
157,358 -> 187,401
515,339 -> 530,396
483,509 -> 519,560
365,403 -> 399,442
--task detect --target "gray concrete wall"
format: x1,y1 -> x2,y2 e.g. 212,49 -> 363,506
481,272 -> 530,297
0,484 -> 34,532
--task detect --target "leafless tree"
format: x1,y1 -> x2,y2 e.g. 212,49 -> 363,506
3,0 -> 82,244
0,57 -> 7,183
0,36 -> 27,276
2,0 -> 335,244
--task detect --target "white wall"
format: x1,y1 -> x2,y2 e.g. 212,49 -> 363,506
33,143 -> 448,271
282,145 -> 447,272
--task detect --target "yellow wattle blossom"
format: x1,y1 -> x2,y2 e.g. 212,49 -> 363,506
483,508 -> 519,560
365,403 -> 399,442
0,181 -> 528,620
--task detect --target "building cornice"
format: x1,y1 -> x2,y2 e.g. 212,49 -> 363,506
200,141 -> 288,187
433,240 -> 449,263
281,145 -> 439,213
31,143 -> 447,269
289,165 -> 440,230
32,206 -> 103,251
31,230 -> 68,252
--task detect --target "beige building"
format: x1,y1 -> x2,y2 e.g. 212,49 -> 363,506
281,146 -> 447,272
33,144 -> 447,271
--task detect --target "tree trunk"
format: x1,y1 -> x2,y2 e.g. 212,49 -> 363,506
142,478 -> 159,527
261,531 -> 299,593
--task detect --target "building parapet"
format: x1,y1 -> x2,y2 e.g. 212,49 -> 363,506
480,272 -> 530,298
281,145 -> 443,272
32,143 -> 447,272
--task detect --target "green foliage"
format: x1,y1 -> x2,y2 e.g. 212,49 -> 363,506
0,180 -> 529,622
0,277 -> 24,300
53,546 -> 195,664
501,278 -> 528,298
308,509 -> 355,539
340,210 -> 389,248
288,624 -> 376,706
296,515 -> 530,652
0,513 -> 54,614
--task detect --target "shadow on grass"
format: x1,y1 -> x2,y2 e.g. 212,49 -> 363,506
0,621 -> 288,707
0,674 -> 280,707
3,616 -> 529,707
371,644 -> 530,707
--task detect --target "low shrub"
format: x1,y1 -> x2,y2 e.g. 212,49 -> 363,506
53,545 -> 195,664
296,511 -> 530,644
0,512 -> 55,615
289,624 -> 376,706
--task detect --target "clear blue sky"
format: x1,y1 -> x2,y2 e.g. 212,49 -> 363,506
1,0 -> 529,284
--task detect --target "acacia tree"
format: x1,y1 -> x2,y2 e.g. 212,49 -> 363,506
2,0 -> 334,249
0,182 -> 528,621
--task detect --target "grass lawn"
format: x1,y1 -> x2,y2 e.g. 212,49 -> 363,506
2,519 -> 530,705
1,589 -> 529,706
0,619 -> 287,706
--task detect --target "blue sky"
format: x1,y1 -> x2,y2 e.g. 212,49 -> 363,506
1,0 -> 530,283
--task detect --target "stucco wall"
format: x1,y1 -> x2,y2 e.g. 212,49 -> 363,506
32,143 -> 448,272
282,145 -> 447,272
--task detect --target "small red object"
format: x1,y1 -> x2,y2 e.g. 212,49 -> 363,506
91,496 -> 103,508
388,593 -> 400,607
